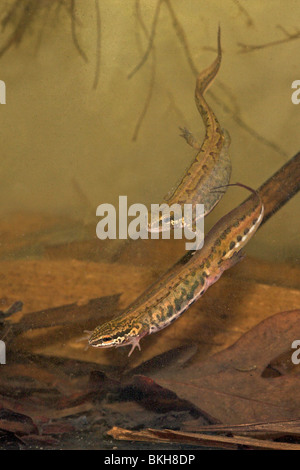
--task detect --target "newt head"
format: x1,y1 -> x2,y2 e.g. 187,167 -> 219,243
147,210 -> 185,233
88,321 -> 146,357
88,322 -> 126,348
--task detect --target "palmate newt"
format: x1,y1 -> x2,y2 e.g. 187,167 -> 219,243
148,27 -> 232,233
88,183 -> 264,356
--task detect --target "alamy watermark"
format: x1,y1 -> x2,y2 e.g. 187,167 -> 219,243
291,340 -> 300,365
0,340 -> 6,364
0,80 -> 6,104
291,80 -> 300,104
96,196 -> 204,250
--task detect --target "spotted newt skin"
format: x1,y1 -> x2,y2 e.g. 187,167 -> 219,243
148,27 -> 231,232
88,184 -> 264,356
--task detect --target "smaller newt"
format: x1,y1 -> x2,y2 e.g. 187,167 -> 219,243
87,183 -> 264,356
148,27 -> 232,233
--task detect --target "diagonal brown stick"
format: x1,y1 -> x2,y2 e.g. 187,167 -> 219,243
160,150 -> 300,268
253,150 -> 300,226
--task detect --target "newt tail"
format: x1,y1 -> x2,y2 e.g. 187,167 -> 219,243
149,27 -> 232,233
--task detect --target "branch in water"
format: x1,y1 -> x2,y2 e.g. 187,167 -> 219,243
255,151 -> 300,226
238,25 -> 300,53
0,0 -> 89,63
93,0 -> 101,89
231,0 -> 254,28
131,0 -> 157,141
128,0 -> 162,79
69,0 -> 88,63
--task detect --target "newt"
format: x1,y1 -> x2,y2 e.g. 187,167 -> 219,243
87,183 -> 264,356
148,27 -> 232,232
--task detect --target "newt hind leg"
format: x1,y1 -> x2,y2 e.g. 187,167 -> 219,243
179,127 -> 201,150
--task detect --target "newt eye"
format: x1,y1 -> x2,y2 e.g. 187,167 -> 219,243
161,214 -> 175,225
102,336 -> 112,343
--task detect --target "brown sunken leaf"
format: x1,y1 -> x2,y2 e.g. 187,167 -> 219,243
0,429 -> 23,449
91,372 -> 219,426
0,352 -> 117,424
0,362 -> 74,396
261,348 -> 300,378
0,409 -> 38,436
10,293 -> 121,338
147,310 -> 300,424
41,423 -> 75,435
117,375 -> 218,424
125,344 -> 198,377
20,434 -> 59,446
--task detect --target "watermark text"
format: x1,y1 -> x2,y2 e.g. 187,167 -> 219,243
291,340 -> 300,365
0,80 -> 6,104
0,340 -> 6,364
291,80 -> 300,104
96,196 -> 204,250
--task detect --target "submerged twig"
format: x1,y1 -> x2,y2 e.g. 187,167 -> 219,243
0,0 -> 40,58
128,0 -> 162,79
0,326 -> 12,342
132,0 -> 157,141
232,0 -> 254,27
208,89 -> 287,157
0,301 -> 23,321
33,1 -> 54,55
255,150 -> 300,225
93,0 -> 101,89
164,91 -> 188,127
215,80 -> 241,116
0,0 -> 88,62
238,25 -> 300,53
1,0 -> 21,30
163,0 -> 198,75
0,1 -> 102,89
70,0 -> 88,62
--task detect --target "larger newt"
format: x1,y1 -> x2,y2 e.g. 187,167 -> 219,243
87,183 -> 264,356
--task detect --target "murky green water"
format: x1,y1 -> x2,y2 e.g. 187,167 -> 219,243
0,0 -> 299,262
0,0 -> 299,451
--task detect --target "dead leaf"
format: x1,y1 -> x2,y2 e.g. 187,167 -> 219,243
146,310 -> 300,424
0,409 -> 38,436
